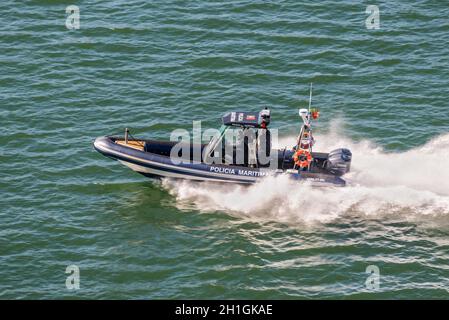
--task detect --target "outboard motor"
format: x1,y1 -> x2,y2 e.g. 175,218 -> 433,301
325,148 -> 352,176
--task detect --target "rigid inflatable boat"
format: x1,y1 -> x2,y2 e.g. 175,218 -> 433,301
94,104 -> 352,187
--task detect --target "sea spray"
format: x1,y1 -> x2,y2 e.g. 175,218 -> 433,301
161,122 -> 449,224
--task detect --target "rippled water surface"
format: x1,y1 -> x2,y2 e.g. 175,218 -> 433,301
1,1 -> 449,299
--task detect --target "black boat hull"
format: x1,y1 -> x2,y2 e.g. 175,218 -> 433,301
94,136 -> 349,187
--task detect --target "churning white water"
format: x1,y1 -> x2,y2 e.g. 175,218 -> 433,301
162,122 -> 449,223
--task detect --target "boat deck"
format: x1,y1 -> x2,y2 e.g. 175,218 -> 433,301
115,139 -> 145,151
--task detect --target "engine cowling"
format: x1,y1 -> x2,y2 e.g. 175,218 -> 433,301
325,148 -> 352,176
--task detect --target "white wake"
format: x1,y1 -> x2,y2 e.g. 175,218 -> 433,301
161,122 -> 449,223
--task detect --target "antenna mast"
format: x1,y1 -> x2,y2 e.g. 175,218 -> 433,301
308,82 -> 313,112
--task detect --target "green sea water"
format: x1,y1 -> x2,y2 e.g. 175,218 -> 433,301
1,0 -> 449,299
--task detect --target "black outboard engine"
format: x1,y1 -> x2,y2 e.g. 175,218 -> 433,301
325,148 -> 352,176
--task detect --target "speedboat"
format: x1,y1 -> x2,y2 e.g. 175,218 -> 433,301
94,86 -> 352,186
93,105 -> 352,187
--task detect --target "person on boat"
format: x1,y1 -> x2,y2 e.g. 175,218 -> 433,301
300,131 -> 314,149
233,128 -> 250,165
257,108 -> 272,166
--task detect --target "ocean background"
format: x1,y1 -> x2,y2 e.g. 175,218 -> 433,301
1,0 -> 449,299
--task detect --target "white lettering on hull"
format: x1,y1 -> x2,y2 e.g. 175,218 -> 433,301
209,166 -> 268,177
210,166 -> 235,174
